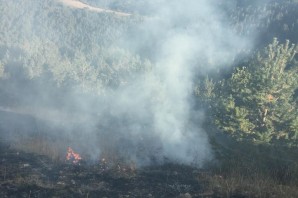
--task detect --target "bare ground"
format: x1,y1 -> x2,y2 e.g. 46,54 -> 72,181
58,0 -> 131,16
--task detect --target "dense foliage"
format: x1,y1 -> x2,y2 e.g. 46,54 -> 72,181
196,39 -> 298,146
0,0 -> 297,147
0,0 -> 150,95
229,1 -> 298,47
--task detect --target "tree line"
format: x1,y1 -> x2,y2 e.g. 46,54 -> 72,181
0,0 -> 297,148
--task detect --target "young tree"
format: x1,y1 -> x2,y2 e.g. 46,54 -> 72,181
197,39 -> 298,146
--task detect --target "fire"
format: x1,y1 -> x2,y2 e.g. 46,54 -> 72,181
66,147 -> 82,164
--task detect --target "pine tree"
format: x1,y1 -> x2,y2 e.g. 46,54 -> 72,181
197,39 -> 298,146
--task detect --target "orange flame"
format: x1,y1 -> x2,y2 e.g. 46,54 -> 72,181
66,147 -> 82,164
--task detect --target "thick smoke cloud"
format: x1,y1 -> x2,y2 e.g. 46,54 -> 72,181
0,0 -> 253,167
86,0 -> 251,165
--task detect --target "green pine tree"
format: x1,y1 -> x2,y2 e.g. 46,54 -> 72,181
197,38 -> 298,146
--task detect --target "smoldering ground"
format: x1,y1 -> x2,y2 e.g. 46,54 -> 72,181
0,0 -> 255,167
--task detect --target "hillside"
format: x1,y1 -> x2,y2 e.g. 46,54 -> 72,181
0,0 -> 297,197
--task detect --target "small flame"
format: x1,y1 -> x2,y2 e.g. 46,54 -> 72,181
66,147 -> 82,164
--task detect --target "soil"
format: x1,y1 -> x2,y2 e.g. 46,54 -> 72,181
0,142 -> 215,198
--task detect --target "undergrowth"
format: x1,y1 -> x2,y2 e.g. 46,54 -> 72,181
204,138 -> 298,197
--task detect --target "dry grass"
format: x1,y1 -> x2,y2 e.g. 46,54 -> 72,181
206,168 -> 298,197
5,131 -> 298,197
203,142 -> 298,198
10,134 -> 66,162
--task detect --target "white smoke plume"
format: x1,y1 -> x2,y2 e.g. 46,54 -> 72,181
0,0 -> 253,167
87,0 -> 251,166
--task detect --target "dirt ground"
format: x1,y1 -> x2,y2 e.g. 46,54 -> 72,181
58,0 -> 131,16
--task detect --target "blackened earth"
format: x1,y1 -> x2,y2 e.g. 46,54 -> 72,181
0,143 -> 216,198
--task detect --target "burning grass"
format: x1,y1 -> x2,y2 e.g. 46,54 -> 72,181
1,116 -> 298,197
66,147 -> 82,164
2,135 -> 298,198
0,142 -> 207,198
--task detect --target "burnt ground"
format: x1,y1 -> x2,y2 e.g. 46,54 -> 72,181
1,110 -> 297,198
0,108 -> 214,198
0,143 -> 215,198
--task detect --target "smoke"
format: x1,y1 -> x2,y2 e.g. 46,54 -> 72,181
0,0 -> 255,167
108,0 -> 250,165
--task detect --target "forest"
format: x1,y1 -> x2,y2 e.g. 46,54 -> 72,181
0,0 -> 297,197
